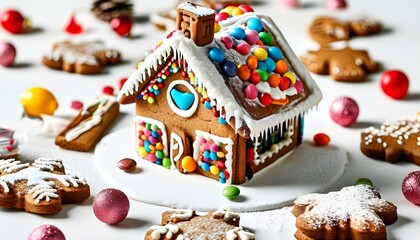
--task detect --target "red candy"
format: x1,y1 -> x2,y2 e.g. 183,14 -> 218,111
102,85 -> 114,95
245,84 -> 258,99
259,93 -> 272,106
69,100 -> 83,110
117,158 -> 137,172
118,77 -> 128,90
238,5 -> 254,13
111,16 -> 132,37
0,9 -> 25,34
93,188 -> 130,224
236,42 -> 250,55
279,76 -> 291,91
28,224 -> 66,240
313,133 -> 330,146
249,70 -> 261,84
380,70 -> 409,99
65,14 -> 83,34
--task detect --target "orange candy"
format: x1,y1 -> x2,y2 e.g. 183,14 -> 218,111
272,97 -> 289,105
275,60 -> 287,74
313,133 -> 330,146
267,74 -> 280,87
238,65 -> 251,81
246,55 -> 258,70
181,156 -> 197,173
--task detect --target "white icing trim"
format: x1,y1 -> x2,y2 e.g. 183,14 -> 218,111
118,13 -> 322,141
168,208 -> 194,221
134,116 -> 169,157
226,227 -> 255,240
193,130 -> 234,184
149,224 -> 179,240
178,2 -> 215,16
166,80 -> 199,118
212,206 -> 240,222
170,133 -> 185,169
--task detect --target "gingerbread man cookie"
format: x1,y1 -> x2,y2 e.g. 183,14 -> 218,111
42,41 -> 121,74
0,158 -> 90,214
144,206 -> 254,240
308,17 -> 381,45
361,115 -> 420,165
300,46 -> 380,82
292,185 -> 398,240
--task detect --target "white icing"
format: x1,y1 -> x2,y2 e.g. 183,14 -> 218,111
193,130 -> 234,184
212,206 -> 240,222
168,208 -> 194,221
166,80 -> 199,118
226,227 -> 255,240
177,2 -> 215,17
170,133 -> 184,169
149,224 -> 179,240
134,116 -> 169,157
295,185 -> 393,230
0,158 -> 87,203
118,13 -> 322,142
65,95 -> 116,141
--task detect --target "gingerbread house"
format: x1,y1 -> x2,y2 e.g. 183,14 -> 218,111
118,3 -> 322,184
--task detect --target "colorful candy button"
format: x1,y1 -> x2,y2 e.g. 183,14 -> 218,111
181,156 -> 197,172
267,46 -> 282,61
223,61 -> 238,77
253,47 -> 268,61
256,69 -> 268,82
247,17 -> 263,32
222,186 -> 240,199
238,65 -> 251,81
117,158 -> 137,172
355,178 -> 373,187
267,74 -> 280,87
249,70 -> 261,84
236,42 -> 250,55
275,60 -> 287,74
208,47 -> 225,62
245,84 -> 258,99
283,71 -> 296,84
313,133 -> 330,146
259,32 -> 272,45
264,58 -> 276,73
220,36 -> 233,49
247,55 -> 258,70
279,76 -> 291,90
230,27 -> 246,40
245,30 -> 259,44
259,93 -> 272,106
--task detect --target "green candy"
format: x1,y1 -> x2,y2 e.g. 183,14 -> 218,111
256,69 -> 268,82
151,124 -> 159,131
145,123 -> 152,130
155,150 -> 164,159
259,32 -> 273,45
222,186 -> 240,199
355,178 -> 373,187
162,157 -> 171,169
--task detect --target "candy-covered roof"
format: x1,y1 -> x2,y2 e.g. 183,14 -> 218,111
118,13 -> 322,140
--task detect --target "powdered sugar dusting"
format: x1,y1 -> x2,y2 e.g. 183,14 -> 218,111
295,185 -> 392,230
178,2 -> 215,17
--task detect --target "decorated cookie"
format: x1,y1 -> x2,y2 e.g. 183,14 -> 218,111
361,115 -> 420,165
0,158 -> 90,214
301,46 -> 380,82
292,185 -> 398,240
55,92 -> 119,152
91,0 -> 133,22
308,17 -> 381,45
42,41 -> 121,74
0,128 -> 18,159
144,206 -> 254,240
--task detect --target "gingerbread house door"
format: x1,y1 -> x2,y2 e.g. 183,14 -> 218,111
170,127 -> 191,172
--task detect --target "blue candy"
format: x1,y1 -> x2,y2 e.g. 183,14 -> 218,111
144,140 -> 151,152
247,18 -> 263,32
151,131 -> 159,138
204,101 -> 212,109
219,178 -> 226,184
210,152 -> 218,161
208,47 -> 225,62
218,117 -> 226,124
201,162 -> 210,171
203,150 -> 210,159
257,61 -> 267,71
264,58 -> 276,73
223,61 -> 238,77
230,27 -> 246,40
219,171 -> 226,179
267,46 -> 283,61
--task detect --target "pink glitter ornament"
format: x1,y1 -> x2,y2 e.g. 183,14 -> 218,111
402,171 -> 420,205
0,42 -> 16,67
329,96 -> 359,126
28,224 -> 66,240
93,188 -> 130,224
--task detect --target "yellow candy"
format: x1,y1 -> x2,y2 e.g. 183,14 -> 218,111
156,142 -> 164,150
214,23 -> 221,33
217,152 -> 225,158
171,63 -> 177,68
157,41 -> 163,47
147,97 -> 155,104
149,145 -> 156,154
254,48 -> 268,61
284,71 -> 297,85
210,165 -> 220,175
181,156 -> 197,173
138,147 -> 148,158
20,87 -> 58,118
231,8 -> 243,17
220,6 -> 236,15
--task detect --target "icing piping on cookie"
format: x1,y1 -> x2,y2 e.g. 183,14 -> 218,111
65,95 -> 116,141
226,227 -> 255,240
212,206 -> 240,222
168,208 -> 194,222
0,158 -> 87,204
149,224 -> 179,240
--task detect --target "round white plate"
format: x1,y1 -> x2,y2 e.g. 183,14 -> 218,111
94,126 -> 348,212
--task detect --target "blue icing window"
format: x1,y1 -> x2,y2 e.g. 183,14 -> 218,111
170,88 -> 195,110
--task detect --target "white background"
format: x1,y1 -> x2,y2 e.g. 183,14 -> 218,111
0,0 -> 419,239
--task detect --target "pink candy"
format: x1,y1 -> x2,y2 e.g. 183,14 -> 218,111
245,30 -> 259,44
69,100 -> 83,110
220,36 -> 233,49
236,42 -> 250,55
148,153 -> 157,162
238,5 -> 254,13
245,84 -> 258,99
0,42 -> 16,67
294,80 -> 303,94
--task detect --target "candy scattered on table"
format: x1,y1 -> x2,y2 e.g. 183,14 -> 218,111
222,185 -> 240,199
380,70 -> 409,100
28,224 -> 66,240
181,156 -> 197,173
0,41 -> 16,67
111,16 -> 132,37
20,87 -> 59,118
101,85 -> 115,96
329,96 -> 359,126
64,13 -> 83,34
69,100 -> 83,110
313,133 -> 330,146
93,188 -> 130,224
402,171 -> 420,205
0,9 -> 30,34
117,158 -> 137,172
355,177 -> 374,187
326,0 -> 347,9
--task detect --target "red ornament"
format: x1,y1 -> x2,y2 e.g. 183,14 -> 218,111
0,9 -> 25,34
93,188 -> 130,224
380,70 -> 409,99
28,224 -> 66,240
111,16 -> 132,37
118,77 -> 128,90
313,133 -> 330,146
259,93 -> 272,106
65,14 -> 83,34
101,85 -> 114,96
402,171 -> 420,205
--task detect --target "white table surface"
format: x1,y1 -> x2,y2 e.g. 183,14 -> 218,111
0,0 -> 419,239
